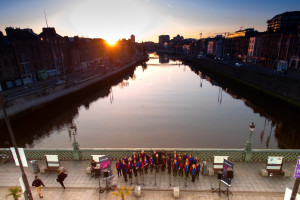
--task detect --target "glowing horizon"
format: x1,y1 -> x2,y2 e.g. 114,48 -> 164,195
0,0 -> 299,43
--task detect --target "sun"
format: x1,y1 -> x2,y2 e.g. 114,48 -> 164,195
106,38 -> 117,46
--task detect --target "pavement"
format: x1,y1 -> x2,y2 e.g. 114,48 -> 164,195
0,159 -> 298,199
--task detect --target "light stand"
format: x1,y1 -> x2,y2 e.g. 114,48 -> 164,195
182,176 -> 191,189
136,173 -> 139,185
211,179 -> 222,197
151,166 -> 159,188
96,175 -> 105,200
211,171 -> 225,197
102,175 -> 116,194
182,172 -> 191,189
0,97 -> 33,200
167,168 -> 173,188
141,168 -> 149,186
222,185 -> 233,198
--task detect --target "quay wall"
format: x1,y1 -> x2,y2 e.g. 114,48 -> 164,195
183,58 -> 300,108
0,148 -> 299,162
0,58 -> 146,120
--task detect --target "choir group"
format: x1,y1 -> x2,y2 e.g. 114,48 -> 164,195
115,150 -> 201,183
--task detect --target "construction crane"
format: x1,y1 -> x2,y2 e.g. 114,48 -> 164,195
199,31 -> 202,39
214,32 -> 230,38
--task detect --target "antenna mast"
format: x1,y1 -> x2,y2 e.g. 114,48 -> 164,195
44,9 -> 49,28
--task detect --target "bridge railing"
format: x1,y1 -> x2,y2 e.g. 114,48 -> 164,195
0,148 -> 299,162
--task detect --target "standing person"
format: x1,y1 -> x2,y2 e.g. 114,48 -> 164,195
145,152 -> 150,161
194,156 -> 199,165
128,161 -> 133,179
152,150 -> 156,158
132,152 -> 136,160
172,159 -> 179,177
183,152 -> 187,161
133,160 -> 138,177
184,161 -> 189,179
178,159 -> 184,177
173,151 -> 177,160
122,160 -> 128,182
155,154 -> 160,173
161,155 -> 166,172
32,175 -> 45,198
138,158 -> 144,176
191,164 -> 197,182
123,155 -> 128,164
167,155 -> 172,174
173,154 -> 177,162
149,156 -> 154,173
140,150 -> 145,160
132,153 -> 137,163
196,162 -> 201,180
143,157 -> 148,174
157,149 -> 162,162
189,154 -> 194,165
90,160 -> 97,177
56,170 -> 67,189
116,159 -> 122,177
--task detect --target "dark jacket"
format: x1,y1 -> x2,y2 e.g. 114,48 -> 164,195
57,172 -> 67,182
32,179 -> 45,187
154,157 -> 160,166
91,161 -> 96,168
122,163 -> 129,174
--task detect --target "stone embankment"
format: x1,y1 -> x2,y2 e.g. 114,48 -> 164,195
0,58 -> 147,119
182,57 -> 300,108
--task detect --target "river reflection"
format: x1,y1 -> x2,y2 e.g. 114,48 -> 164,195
0,53 -> 299,149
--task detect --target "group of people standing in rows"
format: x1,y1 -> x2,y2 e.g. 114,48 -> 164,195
116,150 -> 201,183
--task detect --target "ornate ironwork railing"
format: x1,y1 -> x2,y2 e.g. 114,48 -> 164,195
0,148 -> 299,162
251,149 -> 300,162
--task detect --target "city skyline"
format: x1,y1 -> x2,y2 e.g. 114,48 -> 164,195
0,0 -> 299,43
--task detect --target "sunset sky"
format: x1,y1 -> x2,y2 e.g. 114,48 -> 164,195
0,0 -> 299,43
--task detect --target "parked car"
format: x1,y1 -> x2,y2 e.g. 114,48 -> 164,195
235,63 -> 243,67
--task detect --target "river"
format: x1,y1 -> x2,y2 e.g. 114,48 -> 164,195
0,53 -> 299,149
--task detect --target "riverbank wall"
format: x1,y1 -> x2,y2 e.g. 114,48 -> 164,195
181,58 -> 300,108
0,148 -> 299,162
0,57 -> 147,120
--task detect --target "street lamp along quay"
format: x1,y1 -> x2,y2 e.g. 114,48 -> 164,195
68,123 -> 81,160
68,124 -> 79,152
0,97 -> 33,200
245,122 -> 255,151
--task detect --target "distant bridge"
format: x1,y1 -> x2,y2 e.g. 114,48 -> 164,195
146,63 -> 183,66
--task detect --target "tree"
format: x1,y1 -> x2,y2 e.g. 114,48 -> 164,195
112,186 -> 132,200
6,186 -> 22,200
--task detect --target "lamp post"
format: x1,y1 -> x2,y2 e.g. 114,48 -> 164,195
68,124 -> 79,151
68,124 -> 80,160
0,97 -> 33,200
245,122 -> 255,151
